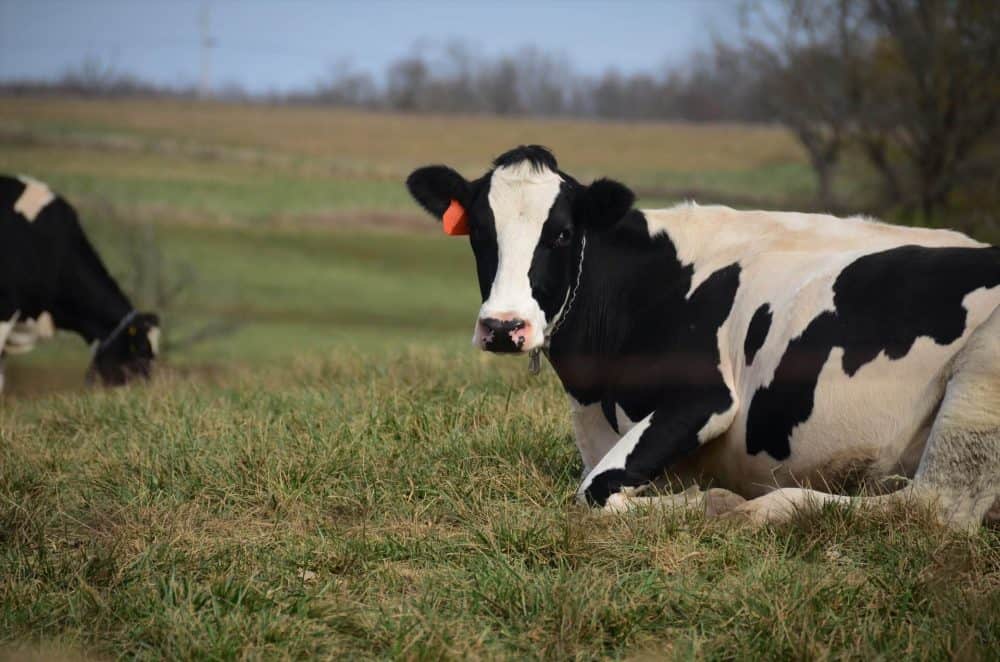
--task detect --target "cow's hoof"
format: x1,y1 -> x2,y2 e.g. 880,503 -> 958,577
602,492 -> 637,514
985,496 -> 1000,524
703,488 -> 746,517
725,488 -> 813,525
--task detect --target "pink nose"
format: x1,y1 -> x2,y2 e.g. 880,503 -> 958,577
478,316 -> 531,353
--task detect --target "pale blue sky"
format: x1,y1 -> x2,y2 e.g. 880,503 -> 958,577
0,0 -> 746,93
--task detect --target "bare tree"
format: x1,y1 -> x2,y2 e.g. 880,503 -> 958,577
386,56 -> 431,111
743,0 -> 867,210
512,47 -> 571,117
480,57 -> 522,115
312,60 -> 377,107
861,0 -> 1000,218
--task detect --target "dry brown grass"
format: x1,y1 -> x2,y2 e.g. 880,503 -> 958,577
0,96 -> 805,178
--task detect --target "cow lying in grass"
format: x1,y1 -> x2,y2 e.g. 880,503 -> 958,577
0,175 -> 160,393
407,145 -> 1000,531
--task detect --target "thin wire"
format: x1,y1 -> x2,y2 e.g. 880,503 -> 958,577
546,231 -> 586,344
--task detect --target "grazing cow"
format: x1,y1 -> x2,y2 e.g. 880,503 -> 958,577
406,145 -> 1000,531
0,175 -> 160,393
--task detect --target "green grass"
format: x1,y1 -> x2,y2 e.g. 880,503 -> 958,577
2,143 -> 416,222
2,354 -> 998,659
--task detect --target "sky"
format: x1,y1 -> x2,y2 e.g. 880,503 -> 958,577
0,0 -> 746,94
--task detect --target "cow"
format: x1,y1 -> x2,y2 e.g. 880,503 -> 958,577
0,175 -> 160,393
406,145 -> 1000,531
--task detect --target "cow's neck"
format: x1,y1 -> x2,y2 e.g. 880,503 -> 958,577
49,234 -> 134,345
547,210 -> 694,404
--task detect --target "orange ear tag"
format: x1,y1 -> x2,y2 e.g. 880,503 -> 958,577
442,199 -> 470,236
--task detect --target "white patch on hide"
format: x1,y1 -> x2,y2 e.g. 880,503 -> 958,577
5,312 -> 57,356
14,176 -> 55,221
614,404 -> 637,436
569,396 -> 622,475
698,405 -> 738,443
577,414 -> 654,502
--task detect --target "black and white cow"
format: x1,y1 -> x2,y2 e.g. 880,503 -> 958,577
0,175 -> 160,393
407,145 -> 1000,530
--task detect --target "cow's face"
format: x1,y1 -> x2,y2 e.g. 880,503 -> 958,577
88,312 -> 161,386
407,146 -> 633,353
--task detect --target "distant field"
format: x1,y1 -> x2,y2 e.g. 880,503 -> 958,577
0,96 -> 805,174
0,96 -> 825,228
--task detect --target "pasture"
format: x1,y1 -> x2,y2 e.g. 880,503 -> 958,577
1,97 -> 998,659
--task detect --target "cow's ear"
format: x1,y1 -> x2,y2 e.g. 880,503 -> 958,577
406,166 -> 471,221
575,178 -> 635,231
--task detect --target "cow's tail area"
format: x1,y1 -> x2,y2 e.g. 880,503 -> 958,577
913,303 -> 1000,529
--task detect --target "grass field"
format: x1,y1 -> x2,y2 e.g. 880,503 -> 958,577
3,355 -> 998,659
1,96 -> 998,659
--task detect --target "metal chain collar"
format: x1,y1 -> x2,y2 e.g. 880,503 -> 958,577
91,310 -> 138,357
529,231 -> 587,375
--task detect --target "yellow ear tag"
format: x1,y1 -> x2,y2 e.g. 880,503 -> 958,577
442,200 -> 470,236
128,326 -> 137,336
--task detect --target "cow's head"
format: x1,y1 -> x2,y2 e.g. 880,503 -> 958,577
407,145 -> 633,353
88,312 -> 161,386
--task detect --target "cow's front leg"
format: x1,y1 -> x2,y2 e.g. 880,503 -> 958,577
600,484 -> 747,517
569,397 -> 623,479
577,397 -> 738,509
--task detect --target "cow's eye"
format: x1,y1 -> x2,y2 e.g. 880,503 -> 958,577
553,229 -> 572,248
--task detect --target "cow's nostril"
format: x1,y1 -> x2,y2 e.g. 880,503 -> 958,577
480,317 -> 528,334
480,317 -> 504,333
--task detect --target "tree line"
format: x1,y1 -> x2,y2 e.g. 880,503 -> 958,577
296,42 -> 771,124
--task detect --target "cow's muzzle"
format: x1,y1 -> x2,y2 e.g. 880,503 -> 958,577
477,316 -> 531,353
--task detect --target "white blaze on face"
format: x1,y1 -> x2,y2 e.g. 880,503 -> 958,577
14,176 -> 55,221
148,327 -> 161,357
475,161 -> 563,351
